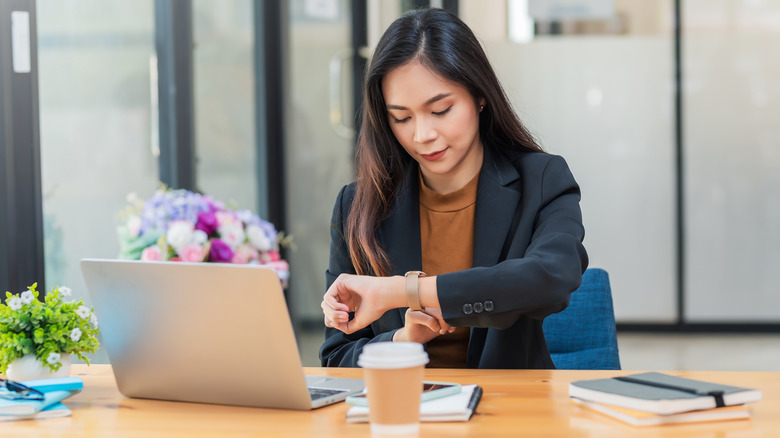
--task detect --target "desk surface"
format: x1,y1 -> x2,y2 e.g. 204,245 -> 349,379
4,365 -> 779,437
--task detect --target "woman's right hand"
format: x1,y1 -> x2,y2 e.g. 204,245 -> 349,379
322,273 -> 403,334
393,307 -> 455,343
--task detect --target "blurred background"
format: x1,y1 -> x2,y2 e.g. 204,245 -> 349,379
1,0 -> 779,370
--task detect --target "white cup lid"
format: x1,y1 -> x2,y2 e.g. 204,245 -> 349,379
357,342 -> 429,369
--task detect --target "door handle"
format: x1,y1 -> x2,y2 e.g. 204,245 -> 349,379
149,54 -> 160,158
329,48 -> 355,139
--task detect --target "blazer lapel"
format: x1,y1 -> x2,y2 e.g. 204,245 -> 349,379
473,146 -> 522,267
469,146 -> 522,368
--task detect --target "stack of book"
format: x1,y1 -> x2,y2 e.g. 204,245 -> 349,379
346,384 -> 483,423
0,377 -> 83,421
569,372 -> 763,426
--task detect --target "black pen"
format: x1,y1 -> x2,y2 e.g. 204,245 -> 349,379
466,385 -> 483,419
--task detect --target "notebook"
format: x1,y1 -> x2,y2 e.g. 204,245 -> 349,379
80,258 -> 364,410
346,385 -> 483,423
570,397 -> 752,426
569,372 -> 762,415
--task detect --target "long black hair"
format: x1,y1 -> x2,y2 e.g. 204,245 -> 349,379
347,8 -> 543,276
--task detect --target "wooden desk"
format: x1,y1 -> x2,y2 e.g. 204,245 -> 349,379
4,365 -> 779,437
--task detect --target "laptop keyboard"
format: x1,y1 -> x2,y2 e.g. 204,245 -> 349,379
308,387 -> 347,401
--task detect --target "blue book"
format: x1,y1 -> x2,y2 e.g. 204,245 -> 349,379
0,402 -> 71,421
23,377 -> 84,393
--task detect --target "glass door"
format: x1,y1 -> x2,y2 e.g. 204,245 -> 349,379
284,0 -> 358,326
192,0 -> 258,213
37,0 -> 158,364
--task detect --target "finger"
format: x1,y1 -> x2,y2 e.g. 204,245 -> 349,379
323,292 -> 353,313
413,309 -> 449,334
405,309 -> 442,333
321,300 -> 349,323
420,308 -> 451,334
323,292 -> 350,312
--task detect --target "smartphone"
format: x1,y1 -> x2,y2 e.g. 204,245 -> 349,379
345,381 -> 461,406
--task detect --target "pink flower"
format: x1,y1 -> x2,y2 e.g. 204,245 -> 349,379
264,259 -> 289,272
263,260 -> 290,288
127,215 -> 142,237
259,250 -> 281,263
231,244 -> 259,264
215,211 -> 239,227
141,246 -> 163,261
178,243 -> 207,262
231,251 -> 249,264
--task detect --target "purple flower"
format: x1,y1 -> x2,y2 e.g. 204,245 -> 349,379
196,211 -> 218,235
209,238 -> 234,262
137,189 -> 212,236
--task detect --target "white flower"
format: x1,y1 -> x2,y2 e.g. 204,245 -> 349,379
7,296 -> 22,311
166,220 -> 194,250
247,225 -> 273,251
90,313 -> 99,329
70,327 -> 82,342
77,305 -> 91,319
47,352 -> 61,365
218,224 -> 246,249
59,286 -> 72,297
20,290 -> 34,304
192,229 -> 208,244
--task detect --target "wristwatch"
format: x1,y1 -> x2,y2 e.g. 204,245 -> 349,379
404,271 -> 427,311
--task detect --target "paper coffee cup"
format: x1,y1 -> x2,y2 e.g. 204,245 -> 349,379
358,342 -> 429,436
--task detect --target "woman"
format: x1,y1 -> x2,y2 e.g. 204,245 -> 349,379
320,8 -> 588,369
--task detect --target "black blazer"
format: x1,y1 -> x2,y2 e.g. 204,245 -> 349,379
320,145 -> 588,369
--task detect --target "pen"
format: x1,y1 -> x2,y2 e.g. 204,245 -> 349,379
466,385 -> 483,419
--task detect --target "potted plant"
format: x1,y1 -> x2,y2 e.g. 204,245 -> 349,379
0,283 -> 99,381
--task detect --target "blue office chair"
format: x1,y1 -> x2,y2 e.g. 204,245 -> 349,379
542,268 -> 621,370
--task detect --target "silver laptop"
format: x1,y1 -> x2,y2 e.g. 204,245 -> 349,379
80,258 -> 364,410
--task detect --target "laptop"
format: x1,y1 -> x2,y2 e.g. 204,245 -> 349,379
80,258 -> 364,410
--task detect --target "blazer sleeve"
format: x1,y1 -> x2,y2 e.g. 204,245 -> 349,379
319,184 -> 397,367
437,154 -> 588,329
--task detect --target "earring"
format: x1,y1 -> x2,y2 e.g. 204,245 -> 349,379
479,105 -> 484,112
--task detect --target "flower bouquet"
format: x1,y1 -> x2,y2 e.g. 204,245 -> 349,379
117,187 -> 290,287
0,284 -> 100,376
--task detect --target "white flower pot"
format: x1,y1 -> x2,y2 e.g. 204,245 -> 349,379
5,353 -> 72,381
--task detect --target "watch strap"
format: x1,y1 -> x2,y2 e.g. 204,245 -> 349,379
405,271 -> 427,311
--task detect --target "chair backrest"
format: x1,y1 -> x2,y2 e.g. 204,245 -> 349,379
542,268 -> 621,370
